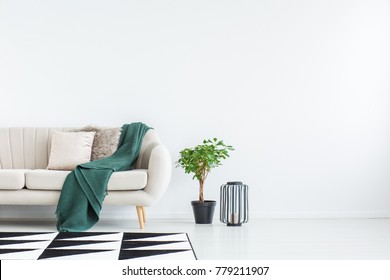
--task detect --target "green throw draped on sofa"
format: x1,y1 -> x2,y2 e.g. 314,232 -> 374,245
56,122 -> 150,232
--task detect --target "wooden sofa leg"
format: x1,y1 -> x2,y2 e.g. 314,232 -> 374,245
136,206 -> 145,229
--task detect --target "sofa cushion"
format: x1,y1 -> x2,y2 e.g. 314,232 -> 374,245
25,170 -> 70,191
47,131 -> 95,171
25,169 -> 148,191
72,126 -> 121,161
107,169 -> 148,191
0,169 -> 28,190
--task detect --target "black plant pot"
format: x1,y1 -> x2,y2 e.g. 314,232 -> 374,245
191,200 -> 216,224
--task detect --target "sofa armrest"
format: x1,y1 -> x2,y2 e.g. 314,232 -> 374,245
143,144 -> 171,204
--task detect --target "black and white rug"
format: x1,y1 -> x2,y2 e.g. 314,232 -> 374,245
0,232 -> 197,260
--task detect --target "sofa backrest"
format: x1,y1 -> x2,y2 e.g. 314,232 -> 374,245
0,127 -> 160,170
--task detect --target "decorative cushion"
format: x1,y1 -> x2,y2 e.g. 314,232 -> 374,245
47,131 -> 95,170
73,126 -> 121,161
0,169 -> 29,190
25,169 -> 148,191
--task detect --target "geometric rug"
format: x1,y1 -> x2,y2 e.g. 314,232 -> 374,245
0,232 -> 197,260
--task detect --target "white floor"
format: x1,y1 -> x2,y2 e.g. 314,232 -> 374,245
1,218 -> 390,260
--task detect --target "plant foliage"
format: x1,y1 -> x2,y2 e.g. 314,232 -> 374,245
176,138 -> 234,203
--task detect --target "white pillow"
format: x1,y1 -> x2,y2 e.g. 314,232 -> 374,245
47,131 -> 95,171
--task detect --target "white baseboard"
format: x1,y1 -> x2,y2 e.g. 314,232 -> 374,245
252,211 -> 390,219
1,206 -> 390,220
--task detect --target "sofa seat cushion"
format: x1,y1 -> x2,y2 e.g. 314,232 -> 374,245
0,169 -> 29,190
25,169 -> 148,191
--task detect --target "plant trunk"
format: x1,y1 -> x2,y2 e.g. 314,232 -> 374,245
199,179 -> 204,203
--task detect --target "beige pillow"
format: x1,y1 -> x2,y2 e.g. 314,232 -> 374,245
47,131 -> 95,170
73,126 -> 121,161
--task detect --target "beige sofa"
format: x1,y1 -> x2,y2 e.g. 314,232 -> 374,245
0,127 -> 171,229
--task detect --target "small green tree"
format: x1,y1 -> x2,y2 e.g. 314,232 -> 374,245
176,138 -> 234,203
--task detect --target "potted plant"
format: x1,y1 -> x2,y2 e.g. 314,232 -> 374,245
176,138 -> 234,224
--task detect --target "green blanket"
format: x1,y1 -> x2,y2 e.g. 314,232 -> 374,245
56,122 -> 150,232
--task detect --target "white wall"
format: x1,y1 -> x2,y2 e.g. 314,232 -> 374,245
1,0 -> 390,220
